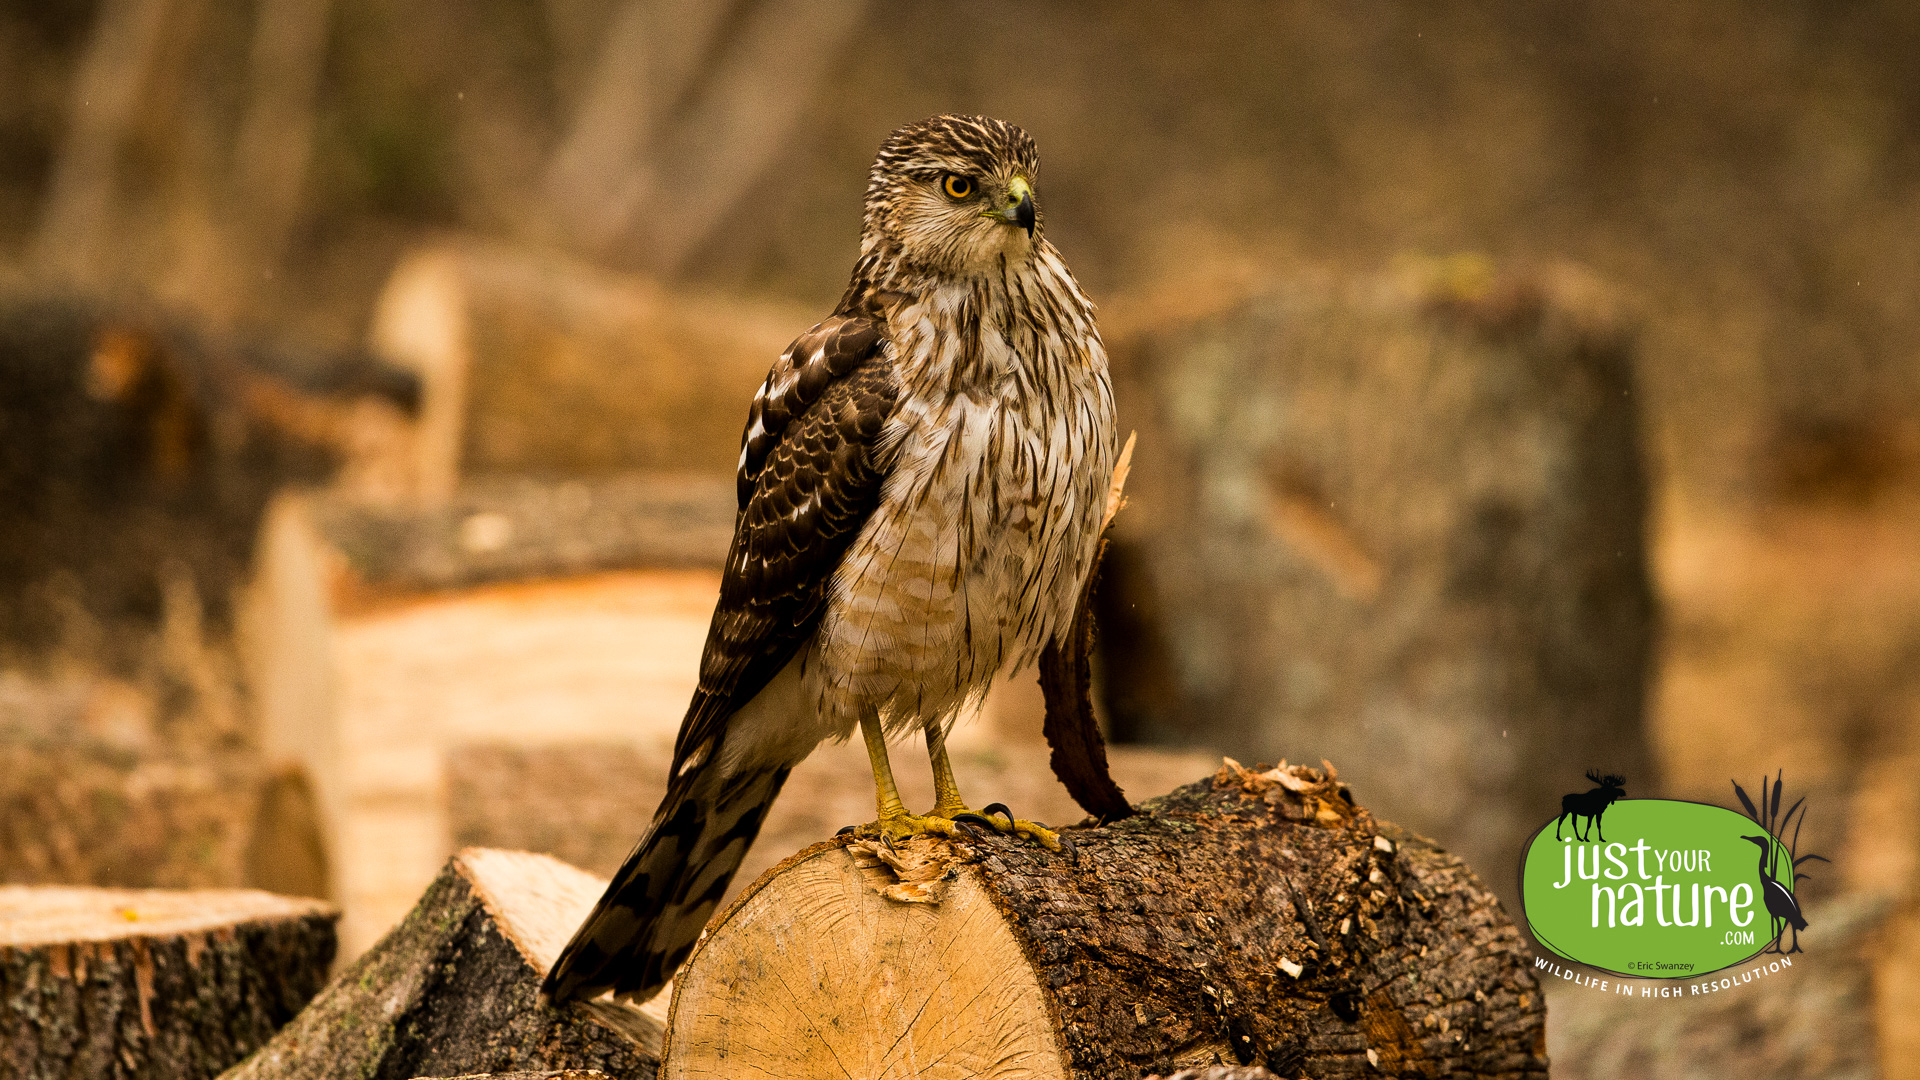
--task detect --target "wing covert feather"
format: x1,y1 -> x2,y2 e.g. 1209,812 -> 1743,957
674,317 -> 894,768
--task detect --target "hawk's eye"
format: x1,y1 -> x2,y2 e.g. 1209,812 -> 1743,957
941,174 -> 975,200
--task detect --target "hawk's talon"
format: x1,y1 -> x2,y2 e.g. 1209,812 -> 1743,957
1011,819 -> 1066,853
835,825 -> 856,837
852,811 -> 970,848
933,803 -> 1066,853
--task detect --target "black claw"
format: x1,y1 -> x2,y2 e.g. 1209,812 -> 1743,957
835,825 -> 856,837
981,802 -> 1014,824
952,812 -> 997,829
1057,833 -> 1077,857
956,821 -> 990,839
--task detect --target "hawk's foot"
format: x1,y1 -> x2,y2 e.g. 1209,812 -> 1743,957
853,811 -> 969,848
948,802 -> 1068,854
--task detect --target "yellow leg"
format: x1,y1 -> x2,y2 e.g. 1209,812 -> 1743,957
855,716 -> 963,844
924,726 -> 1065,853
926,725 -> 968,818
862,714 -> 909,820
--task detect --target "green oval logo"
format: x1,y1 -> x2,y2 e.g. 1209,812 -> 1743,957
1520,799 -> 1784,978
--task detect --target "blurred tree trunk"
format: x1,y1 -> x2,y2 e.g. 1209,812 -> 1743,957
1099,260 -> 1657,909
30,0 -> 333,316
30,0 -> 177,282
540,0 -> 871,272
230,0 -> 334,275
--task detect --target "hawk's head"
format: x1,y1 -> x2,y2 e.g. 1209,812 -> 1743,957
862,115 -> 1042,277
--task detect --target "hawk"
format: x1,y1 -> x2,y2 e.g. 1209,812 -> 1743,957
543,115 -> 1118,1006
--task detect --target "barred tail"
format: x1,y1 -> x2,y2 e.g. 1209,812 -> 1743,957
541,761 -> 789,1005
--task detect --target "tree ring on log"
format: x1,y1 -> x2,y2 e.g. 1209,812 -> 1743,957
664,838 -> 1065,1079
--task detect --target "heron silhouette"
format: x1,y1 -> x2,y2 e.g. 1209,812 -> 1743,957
1731,771 -> 1826,955
1742,834 -> 1807,954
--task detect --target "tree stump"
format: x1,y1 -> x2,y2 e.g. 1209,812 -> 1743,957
1097,261 -> 1656,908
0,885 -> 337,1080
223,848 -> 660,1080
662,762 -> 1547,1080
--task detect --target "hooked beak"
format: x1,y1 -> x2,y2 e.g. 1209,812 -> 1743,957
986,176 -> 1036,237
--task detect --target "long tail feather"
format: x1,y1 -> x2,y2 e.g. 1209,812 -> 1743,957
542,760 -> 789,1005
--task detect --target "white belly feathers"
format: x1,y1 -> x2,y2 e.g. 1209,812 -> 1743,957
815,384 -> 1106,736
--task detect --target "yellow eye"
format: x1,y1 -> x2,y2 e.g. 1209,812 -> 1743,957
942,174 -> 974,200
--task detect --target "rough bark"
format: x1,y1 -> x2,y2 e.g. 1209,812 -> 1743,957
1098,263 -> 1656,909
0,885 -> 337,1080
221,848 -> 659,1080
663,762 -> 1547,1080
1039,556 -> 1134,821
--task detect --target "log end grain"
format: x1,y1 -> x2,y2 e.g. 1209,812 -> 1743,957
0,886 -> 338,1080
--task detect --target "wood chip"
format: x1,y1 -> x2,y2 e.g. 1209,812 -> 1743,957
844,837 -> 958,905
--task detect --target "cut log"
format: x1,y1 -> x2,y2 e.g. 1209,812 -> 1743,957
290,473 -> 736,598
367,242 -> 810,494
238,477 -> 732,958
1097,261 -> 1656,909
662,762 -> 1547,1080
223,848 -> 660,1080
0,711 -> 328,903
0,885 -> 336,1080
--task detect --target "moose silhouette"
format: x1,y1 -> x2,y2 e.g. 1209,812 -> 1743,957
1555,770 -> 1627,842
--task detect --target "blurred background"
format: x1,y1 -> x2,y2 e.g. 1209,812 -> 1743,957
2,1 -> 1917,1075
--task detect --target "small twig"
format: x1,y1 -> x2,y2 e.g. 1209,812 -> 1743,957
1284,874 -> 1330,953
